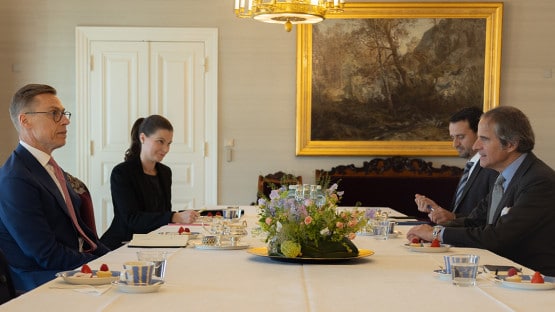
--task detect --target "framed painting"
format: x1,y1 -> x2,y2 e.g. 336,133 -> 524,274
296,2 -> 503,156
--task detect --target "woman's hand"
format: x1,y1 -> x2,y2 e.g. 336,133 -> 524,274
172,210 -> 200,224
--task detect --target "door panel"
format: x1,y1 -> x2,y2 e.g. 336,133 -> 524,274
150,42 -> 206,210
90,41 -> 149,233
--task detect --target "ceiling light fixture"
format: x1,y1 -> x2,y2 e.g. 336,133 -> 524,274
234,0 -> 345,32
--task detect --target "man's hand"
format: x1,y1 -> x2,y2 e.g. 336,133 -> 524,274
414,194 -> 439,213
406,224 -> 434,242
428,207 -> 456,225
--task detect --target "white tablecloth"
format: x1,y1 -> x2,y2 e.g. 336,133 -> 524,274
2,206 -> 554,312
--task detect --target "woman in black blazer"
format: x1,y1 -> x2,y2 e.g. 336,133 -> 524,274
100,115 -> 199,250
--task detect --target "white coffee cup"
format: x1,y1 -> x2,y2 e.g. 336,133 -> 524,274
120,261 -> 154,285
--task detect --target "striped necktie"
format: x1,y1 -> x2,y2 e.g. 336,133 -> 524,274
454,161 -> 474,209
488,174 -> 506,224
48,157 -> 97,252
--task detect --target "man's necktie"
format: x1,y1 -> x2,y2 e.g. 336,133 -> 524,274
48,157 -> 97,252
488,174 -> 506,224
454,161 -> 474,209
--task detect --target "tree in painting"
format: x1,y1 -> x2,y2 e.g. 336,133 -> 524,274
311,18 -> 486,141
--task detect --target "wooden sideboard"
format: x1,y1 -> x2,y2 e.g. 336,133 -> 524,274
316,157 -> 463,219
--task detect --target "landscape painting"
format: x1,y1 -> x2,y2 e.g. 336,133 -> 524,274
295,3 -> 503,156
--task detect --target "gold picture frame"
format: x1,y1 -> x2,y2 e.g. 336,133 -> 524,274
296,2 -> 503,156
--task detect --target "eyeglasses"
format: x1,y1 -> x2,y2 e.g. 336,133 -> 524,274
24,110 -> 72,122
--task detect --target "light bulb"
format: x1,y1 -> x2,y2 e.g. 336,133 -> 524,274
284,20 -> 293,32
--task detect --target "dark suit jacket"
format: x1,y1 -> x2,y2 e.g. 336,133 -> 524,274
451,164 -> 498,217
443,153 -> 555,276
0,145 -> 109,292
100,158 -> 173,250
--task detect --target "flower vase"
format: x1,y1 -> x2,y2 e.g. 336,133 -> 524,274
267,236 -> 281,256
300,237 -> 359,258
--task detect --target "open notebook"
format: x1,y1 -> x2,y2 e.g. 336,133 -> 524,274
128,233 -> 189,248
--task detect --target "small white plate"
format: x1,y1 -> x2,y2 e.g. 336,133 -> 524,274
194,243 -> 249,250
406,243 -> 451,253
113,279 -> 164,293
56,270 -> 120,285
499,276 -> 555,290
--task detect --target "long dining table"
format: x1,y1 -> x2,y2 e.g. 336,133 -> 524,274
2,206 -> 554,312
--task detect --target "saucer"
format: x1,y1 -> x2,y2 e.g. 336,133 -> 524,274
358,230 -> 402,238
195,243 -> 249,250
433,269 -> 452,281
112,279 -> 164,293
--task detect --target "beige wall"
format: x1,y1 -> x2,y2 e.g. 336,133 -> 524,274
1,0 -> 554,206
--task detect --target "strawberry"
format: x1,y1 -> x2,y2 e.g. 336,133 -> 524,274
184,227 -> 191,233
430,238 -> 441,247
207,212 -> 213,217
531,271 -> 544,283
99,263 -> 109,271
507,267 -> 518,277
81,264 -> 92,274
411,237 -> 420,244
178,226 -> 186,234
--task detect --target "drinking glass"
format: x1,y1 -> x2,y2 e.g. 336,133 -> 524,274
373,220 -> 391,240
137,251 -> 168,281
450,254 -> 480,286
223,206 -> 241,221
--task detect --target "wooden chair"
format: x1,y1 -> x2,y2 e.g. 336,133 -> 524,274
66,173 -> 98,238
0,249 -> 16,305
256,171 -> 303,202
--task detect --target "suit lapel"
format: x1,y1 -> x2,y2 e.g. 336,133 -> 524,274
15,145 -> 72,216
492,153 -> 535,223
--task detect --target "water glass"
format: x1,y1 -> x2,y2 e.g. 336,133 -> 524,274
450,254 -> 480,287
223,207 -> 242,221
373,220 -> 391,240
137,251 -> 168,281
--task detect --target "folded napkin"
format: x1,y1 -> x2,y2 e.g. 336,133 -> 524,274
50,284 -> 111,296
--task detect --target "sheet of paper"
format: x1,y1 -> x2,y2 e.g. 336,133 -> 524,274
127,233 -> 189,248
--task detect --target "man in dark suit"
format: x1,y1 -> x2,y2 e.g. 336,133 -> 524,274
415,107 -> 497,224
0,84 -> 109,292
408,106 -> 555,276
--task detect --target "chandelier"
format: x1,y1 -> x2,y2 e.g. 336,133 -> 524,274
234,0 -> 346,32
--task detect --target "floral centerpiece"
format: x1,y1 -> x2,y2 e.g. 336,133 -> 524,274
257,183 -> 368,258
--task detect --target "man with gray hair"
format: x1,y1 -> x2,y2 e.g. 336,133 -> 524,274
408,106 -> 555,276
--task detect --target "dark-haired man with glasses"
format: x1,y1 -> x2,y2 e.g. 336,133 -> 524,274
0,84 -> 109,292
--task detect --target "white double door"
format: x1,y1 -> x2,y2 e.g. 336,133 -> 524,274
76,27 -> 218,235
